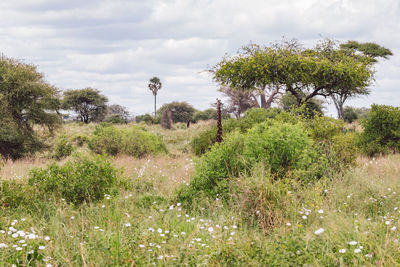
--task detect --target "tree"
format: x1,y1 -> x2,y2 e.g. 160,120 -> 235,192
330,40 -> 393,119
343,106 -> 358,123
212,39 -> 380,119
193,108 -> 217,122
0,55 -> 62,159
279,92 -> 324,116
105,104 -> 130,123
148,77 -> 162,116
157,101 -> 196,123
219,86 -> 259,118
340,41 -> 393,61
212,42 -> 295,109
62,88 -> 108,124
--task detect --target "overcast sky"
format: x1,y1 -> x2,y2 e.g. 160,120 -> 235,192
0,0 -> 399,117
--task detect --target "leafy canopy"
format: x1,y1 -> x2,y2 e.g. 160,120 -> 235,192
0,55 -> 61,159
212,39 -> 376,111
62,88 -> 108,123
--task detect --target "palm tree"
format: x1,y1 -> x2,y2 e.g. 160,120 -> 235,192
148,77 -> 162,116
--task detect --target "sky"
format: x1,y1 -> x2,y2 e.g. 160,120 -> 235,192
0,0 -> 399,117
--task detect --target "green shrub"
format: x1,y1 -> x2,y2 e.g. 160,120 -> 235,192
359,104 -> 400,156
53,135 -> 74,159
88,125 -> 167,157
71,134 -> 89,147
192,108 -> 217,122
180,121 -> 322,206
135,114 -> 154,124
28,154 -> 119,205
190,127 -> 218,156
343,106 -> 358,123
0,180 -> 31,209
157,101 -> 196,123
104,114 -> 127,124
190,108 -> 281,156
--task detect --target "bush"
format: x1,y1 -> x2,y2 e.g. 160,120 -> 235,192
179,121 -> 322,206
192,109 -> 217,122
0,180 -> 31,209
104,114 -> 127,124
359,104 -> 400,156
343,106 -> 370,123
88,124 -> 167,157
71,134 -> 89,147
135,114 -> 154,124
190,108 -> 281,156
28,154 -> 119,205
53,135 -> 74,159
343,106 -> 358,123
157,102 -> 196,123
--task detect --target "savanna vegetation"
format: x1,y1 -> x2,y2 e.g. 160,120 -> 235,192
0,38 -> 399,266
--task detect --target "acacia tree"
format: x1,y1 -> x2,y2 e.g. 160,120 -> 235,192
105,104 -> 130,123
212,39 -> 381,117
212,42 -> 296,109
62,88 -> 108,123
148,77 -> 162,116
329,41 -> 393,119
219,86 -> 259,118
157,101 -> 196,123
0,55 -> 62,159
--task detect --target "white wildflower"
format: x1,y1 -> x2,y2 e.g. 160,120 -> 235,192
314,228 -> 324,235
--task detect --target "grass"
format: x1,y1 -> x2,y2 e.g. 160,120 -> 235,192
1,122 -> 400,266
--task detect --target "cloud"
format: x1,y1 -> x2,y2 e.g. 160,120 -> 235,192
0,0 -> 399,116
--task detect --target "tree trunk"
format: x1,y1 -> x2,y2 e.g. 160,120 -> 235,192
154,94 -> 157,117
331,95 -> 345,119
260,92 -> 267,109
215,99 -> 223,143
265,86 -> 280,109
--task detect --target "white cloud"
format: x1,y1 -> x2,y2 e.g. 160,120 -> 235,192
0,0 -> 399,115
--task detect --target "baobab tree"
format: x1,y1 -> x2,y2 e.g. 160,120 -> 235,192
148,77 -> 162,116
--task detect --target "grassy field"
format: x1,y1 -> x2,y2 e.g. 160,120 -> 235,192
1,122 -> 400,266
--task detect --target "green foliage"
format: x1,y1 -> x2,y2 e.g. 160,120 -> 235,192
104,114 -> 127,124
180,121 -> 323,206
62,88 -> 108,124
280,93 -> 324,116
28,154 -> 119,205
212,39 -> 374,113
184,109 -> 360,207
243,107 -> 282,125
343,106 -> 358,123
53,135 -> 74,159
359,104 -> 400,156
192,108 -> 217,122
190,127 -> 218,156
135,113 -> 155,124
343,106 -> 370,123
158,101 -> 196,123
0,180 -> 33,209
71,134 -> 89,147
340,40 -> 393,61
0,55 -> 62,159
88,124 -> 167,157
105,104 -> 130,123
190,108 -> 281,156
